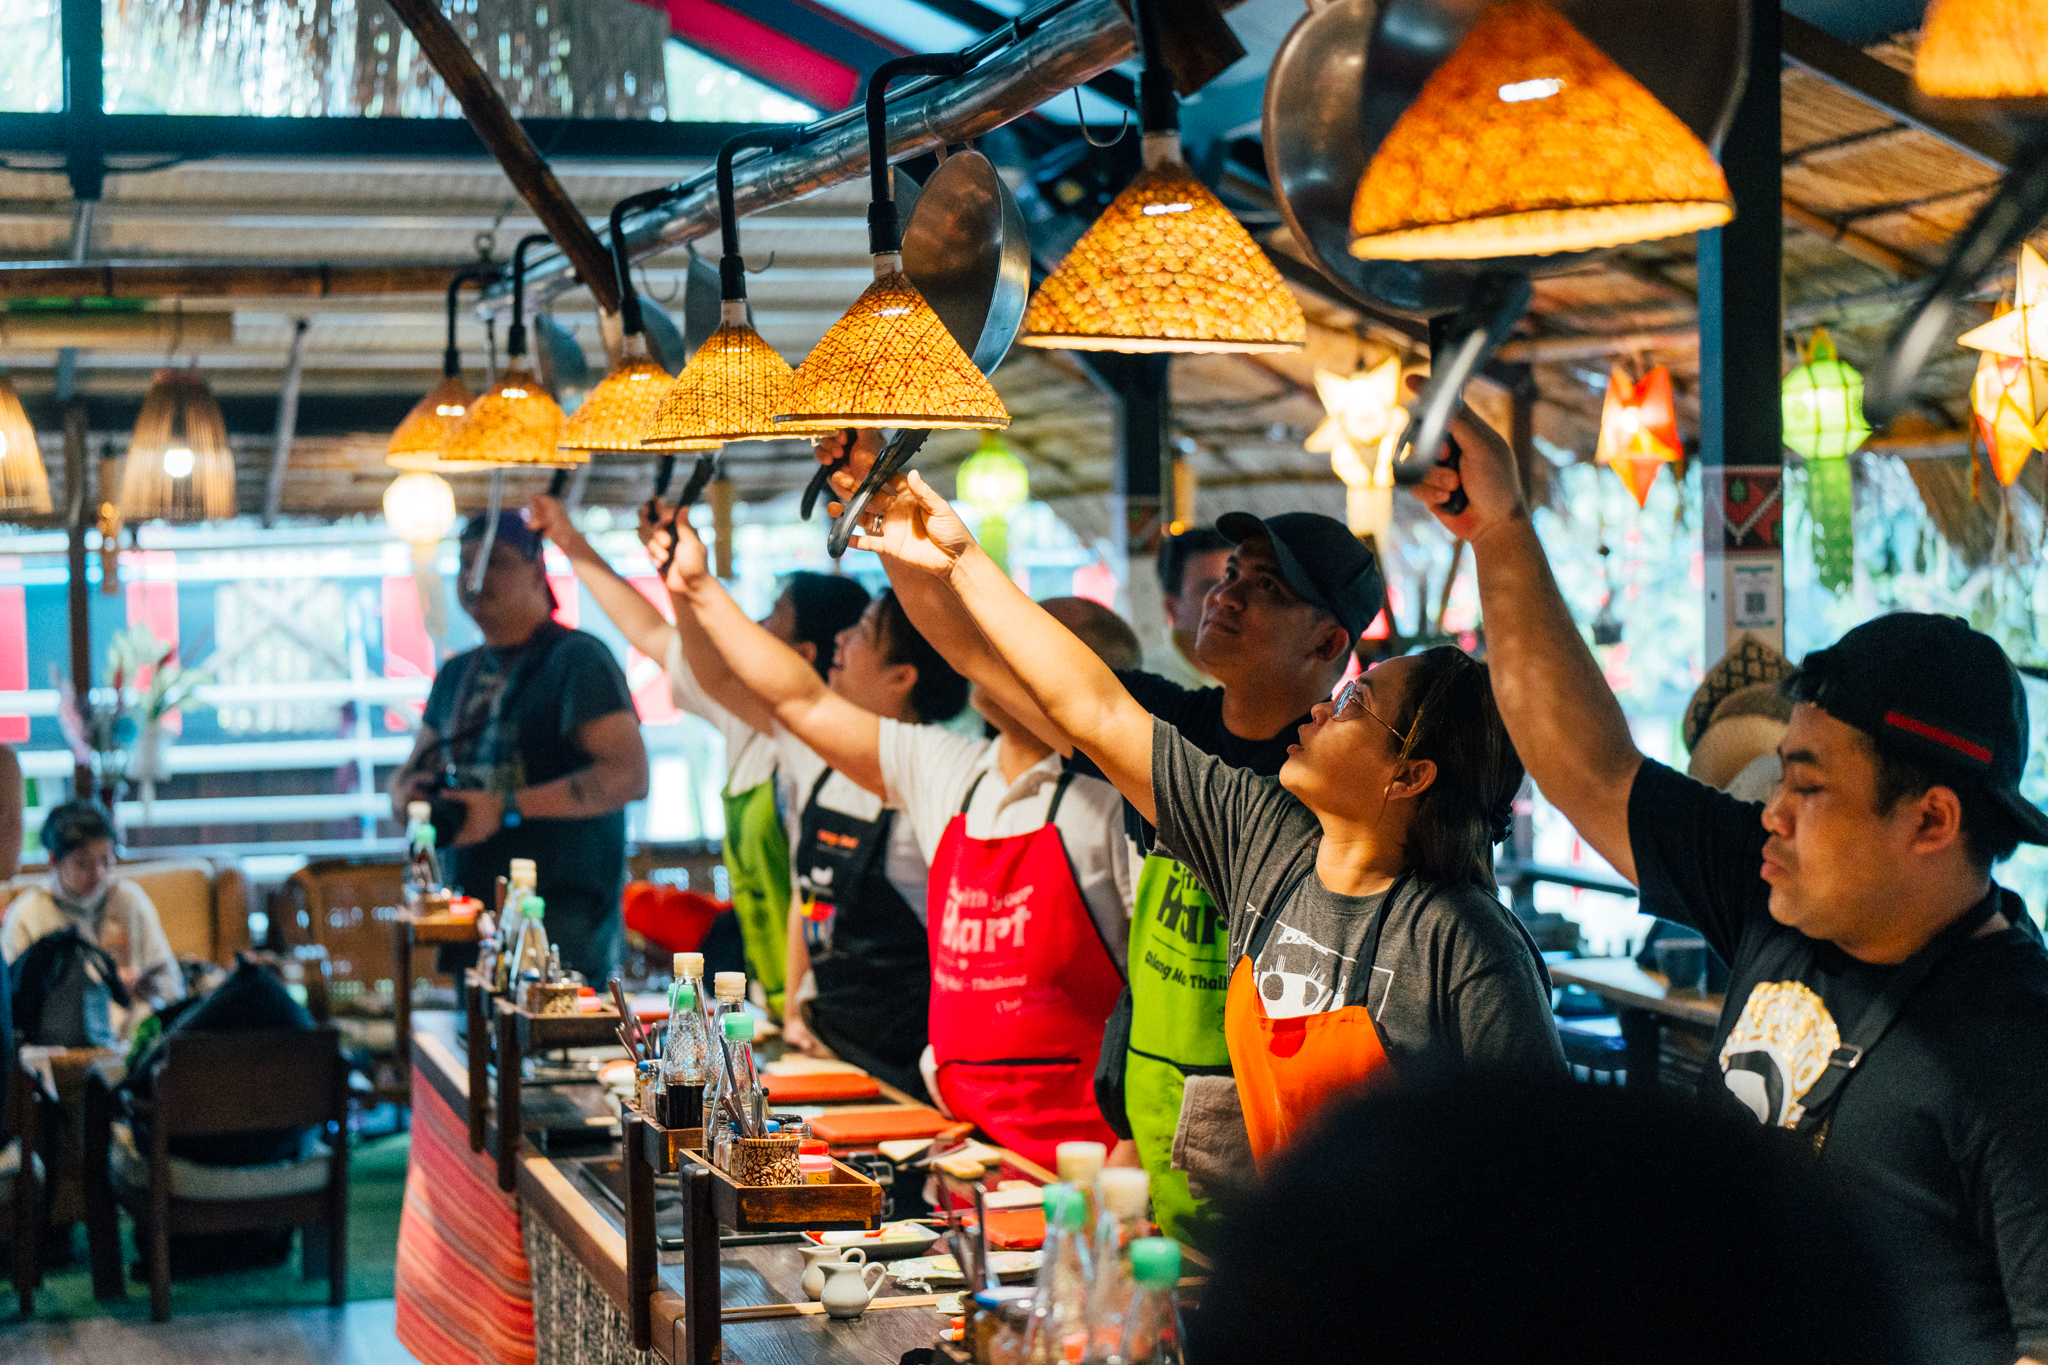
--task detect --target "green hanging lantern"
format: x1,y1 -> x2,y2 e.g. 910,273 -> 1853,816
1782,328 -> 1868,593
957,432 -> 1030,573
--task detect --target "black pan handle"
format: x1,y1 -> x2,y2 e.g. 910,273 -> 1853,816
827,430 -> 930,559
1865,137 -> 2048,424
547,468 -> 570,498
1392,272 -> 1532,517
800,427 -> 859,520
658,455 -> 720,581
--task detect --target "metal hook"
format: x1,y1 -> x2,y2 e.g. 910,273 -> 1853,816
638,263 -> 682,305
746,251 -> 777,276
1075,88 -> 1130,148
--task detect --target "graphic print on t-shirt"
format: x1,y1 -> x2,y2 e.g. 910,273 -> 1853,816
1251,920 -> 1395,1019
1717,979 -> 1840,1128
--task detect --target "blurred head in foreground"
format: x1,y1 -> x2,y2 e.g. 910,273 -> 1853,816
1189,1076 -> 1911,1365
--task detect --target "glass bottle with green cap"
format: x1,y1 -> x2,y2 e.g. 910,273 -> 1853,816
1102,1239 -> 1181,1365
1023,1183 -> 1095,1365
512,894 -> 550,982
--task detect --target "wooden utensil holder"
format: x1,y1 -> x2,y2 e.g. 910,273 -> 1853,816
621,1109 -> 883,1358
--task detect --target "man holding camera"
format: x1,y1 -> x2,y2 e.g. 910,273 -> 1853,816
389,512 -> 649,982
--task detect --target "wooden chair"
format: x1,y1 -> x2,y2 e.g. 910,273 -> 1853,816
285,860 -> 439,1106
81,1027 -> 350,1322
2,1052 -> 54,1316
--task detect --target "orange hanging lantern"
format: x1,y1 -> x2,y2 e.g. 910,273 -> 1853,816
1594,363 -> 1681,507
1970,340 -> 2048,486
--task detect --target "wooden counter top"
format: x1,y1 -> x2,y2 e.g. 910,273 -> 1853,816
1549,957 -> 1724,1028
411,1009 -> 959,1365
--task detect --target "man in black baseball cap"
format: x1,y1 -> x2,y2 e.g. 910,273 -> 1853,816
1214,511 -> 1387,645
1412,401 -> 2048,1365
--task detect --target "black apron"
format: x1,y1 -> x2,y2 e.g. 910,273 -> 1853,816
795,768 -> 931,1098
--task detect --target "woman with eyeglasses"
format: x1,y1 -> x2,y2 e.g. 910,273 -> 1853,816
1,800 -> 185,1028
861,473 -> 1563,1169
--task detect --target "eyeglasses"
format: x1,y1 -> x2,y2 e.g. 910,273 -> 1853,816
1332,676 -> 1410,744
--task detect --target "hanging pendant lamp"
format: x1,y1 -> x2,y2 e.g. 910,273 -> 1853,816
1594,363 -> 1682,508
444,234 -> 577,468
560,192 -> 682,456
1348,0 -> 1733,261
0,375 -> 52,516
644,127 -> 839,446
775,56 -> 1009,430
1916,0 -> 2048,100
1021,0 -> 1303,354
1782,330 -> 1868,595
120,369 -> 236,523
389,264 -> 499,472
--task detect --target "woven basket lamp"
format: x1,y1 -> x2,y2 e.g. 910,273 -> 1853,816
1348,0 -> 1733,261
777,57 -> 1008,431
1022,0 -> 1303,354
561,190 -> 687,457
1917,0 -> 2048,99
0,376 -> 52,515
121,370 -> 237,522
389,265 -> 497,472
444,234 -> 578,468
646,127 -> 840,445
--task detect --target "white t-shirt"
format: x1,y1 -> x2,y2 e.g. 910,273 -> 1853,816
877,720 -> 1134,972
1,877 -> 188,1020
665,634 -> 779,797
772,724 -> 930,923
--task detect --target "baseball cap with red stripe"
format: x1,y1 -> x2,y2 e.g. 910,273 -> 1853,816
1790,613 -> 2048,844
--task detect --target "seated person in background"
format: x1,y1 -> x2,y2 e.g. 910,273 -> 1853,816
2,799 -> 184,1023
1190,1076 -> 1913,1365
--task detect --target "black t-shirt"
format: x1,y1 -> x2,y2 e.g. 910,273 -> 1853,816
1069,670 -> 1310,851
1082,672 -> 1313,1138
423,624 -> 636,980
1630,759 -> 2048,1365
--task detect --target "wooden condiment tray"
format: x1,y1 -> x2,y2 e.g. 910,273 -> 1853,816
630,1110 -> 880,1232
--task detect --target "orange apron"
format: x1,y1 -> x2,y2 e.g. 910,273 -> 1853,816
1223,870 -> 1419,1167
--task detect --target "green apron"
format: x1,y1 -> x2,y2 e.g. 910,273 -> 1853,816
1124,852 -> 1233,1249
721,777 -> 793,1015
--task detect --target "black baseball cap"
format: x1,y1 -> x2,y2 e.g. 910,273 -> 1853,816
1791,613 -> 2048,844
461,510 -> 543,561
1215,511 -> 1387,642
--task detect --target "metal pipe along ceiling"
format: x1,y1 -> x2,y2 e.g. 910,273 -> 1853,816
497,0 -> 1135,315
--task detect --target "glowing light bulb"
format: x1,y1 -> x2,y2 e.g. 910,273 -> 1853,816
1498,77 -> 1564,102
163,446 -> 195,478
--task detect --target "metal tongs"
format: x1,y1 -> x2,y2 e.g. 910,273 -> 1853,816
933,1169 -> 996,1291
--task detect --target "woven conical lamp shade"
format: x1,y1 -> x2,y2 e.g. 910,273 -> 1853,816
0,376 -> 52,515
1349,0 -> 1733,261
1023,154 -> 1305,354
1917,0 -> 2048,99
559,354 -> 674,455
777,269 -> 1008,429
387,375 -> 480,472
443,366 -> 577,467
120,370 -> 236,522
645,319 -> 836,444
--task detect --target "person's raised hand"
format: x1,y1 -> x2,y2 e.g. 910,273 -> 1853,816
1406,375 -> 1527,544
818,428 -> 887,515
527,494 -> 584,554
852,469 -> 977,578
636,497 -> 672,550
643,509 -> 712,593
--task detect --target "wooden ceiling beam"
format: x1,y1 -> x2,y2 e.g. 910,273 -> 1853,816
1781,198 -> 1931,279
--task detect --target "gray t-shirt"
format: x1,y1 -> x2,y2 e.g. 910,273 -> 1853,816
1150,719 -> 1565,1077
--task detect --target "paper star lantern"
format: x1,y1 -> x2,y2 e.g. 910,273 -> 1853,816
1958,244 -> 2048,361
1595,363 -> 1681,507
1348,0 -> 1733,261
1971,343 -> 2048,486
1306,357 -> 1405,455
1309,358 -> 1404,543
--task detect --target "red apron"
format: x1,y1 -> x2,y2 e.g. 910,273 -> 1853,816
927,771 -> 1124,1169
1223,868 -> 1413,1168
